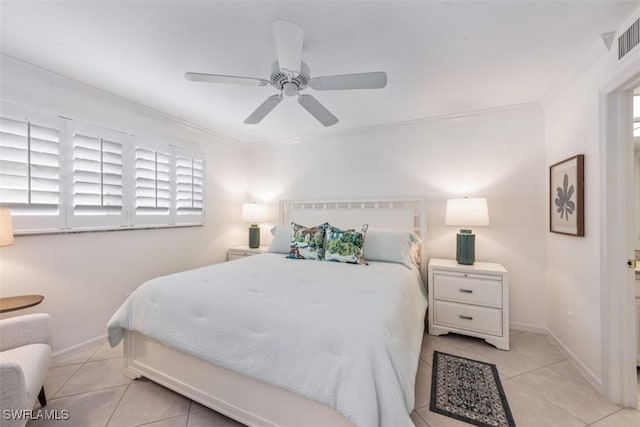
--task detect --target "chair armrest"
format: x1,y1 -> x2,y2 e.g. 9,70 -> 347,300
0,314 -> 52,352
0,363 -> 27,414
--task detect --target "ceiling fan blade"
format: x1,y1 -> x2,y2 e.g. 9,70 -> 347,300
298,95 -> 338,127
309,71 -> 387,91
184,72 -> 269,86
272,20 -> 303,75
244,95 -> 283,124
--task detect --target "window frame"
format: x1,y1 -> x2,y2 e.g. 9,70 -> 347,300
0,101 -> 206,235
66,120 -> 128,230
0,102 -> 66,232
173,146 -> 206,226
131,136 -> 174,227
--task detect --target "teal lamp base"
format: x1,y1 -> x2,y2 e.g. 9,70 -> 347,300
456,229 -> 475,265
248,224 -> 260,249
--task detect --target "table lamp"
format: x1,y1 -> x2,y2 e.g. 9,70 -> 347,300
445,197 -> 489,265
242,203 -> 267,248
0,208 -> 14,247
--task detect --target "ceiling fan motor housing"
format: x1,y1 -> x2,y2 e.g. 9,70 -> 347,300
270,60 -> 309,94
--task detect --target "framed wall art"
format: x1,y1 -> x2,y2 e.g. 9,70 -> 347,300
549,154 -> 584,236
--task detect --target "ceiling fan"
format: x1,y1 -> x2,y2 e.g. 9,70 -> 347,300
184,20 -> 387,127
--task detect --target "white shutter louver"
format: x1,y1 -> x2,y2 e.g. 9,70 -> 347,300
135,146 -> 170,215
1,100 -> 207,233
176,155 -> 204,215
0,115 -> 60,215
72,131 -> 123,215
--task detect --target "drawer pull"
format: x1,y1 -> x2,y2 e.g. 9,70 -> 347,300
459,315 -> 473,320
459,288 -> 473,293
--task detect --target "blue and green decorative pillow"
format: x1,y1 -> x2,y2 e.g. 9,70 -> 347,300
287,222 -> 329,260
324,224 -> 368,264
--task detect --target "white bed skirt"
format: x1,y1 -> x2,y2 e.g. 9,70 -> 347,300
123,331 -> 355,427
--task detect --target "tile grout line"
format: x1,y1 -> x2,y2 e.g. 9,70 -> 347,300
501,377 -> 590,425
48,363 -> 84,400
136,413 -> 189,427
51,358 -> 131,400
504,358 -> 569,382
506,373 -> 607,425
49,346 -> 99,399
48,383 -> 130,402
186,400 -> 193,427
104,381 -> 132,427
416,410 -> 431,426
587,407 -> 626,426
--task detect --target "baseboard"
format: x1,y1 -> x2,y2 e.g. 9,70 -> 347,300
510,321 -> 547,334
546,328 -> 603,393
52,333 -> 107,358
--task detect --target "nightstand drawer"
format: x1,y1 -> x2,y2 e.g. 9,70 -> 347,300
433,272 -> 502,307
434,300 -> 502,336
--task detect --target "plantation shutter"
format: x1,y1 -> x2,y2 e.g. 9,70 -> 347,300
132,138 -> 172,225
1,101 -> 207,233
68,122 -> 125,228
0,103 -> 63,231
176,156 -> 203,214
173,148 -> 205,224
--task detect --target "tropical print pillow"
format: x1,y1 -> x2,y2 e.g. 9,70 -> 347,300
324,224 -> 368,264
287,222 -> 329,260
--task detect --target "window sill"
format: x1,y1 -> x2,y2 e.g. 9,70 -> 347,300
14,222 -> 203,237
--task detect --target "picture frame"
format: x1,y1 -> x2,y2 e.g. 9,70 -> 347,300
549,154 -> 584,236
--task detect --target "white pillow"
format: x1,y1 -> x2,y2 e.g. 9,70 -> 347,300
363,229 -> 422,268
268,225 -> 293,254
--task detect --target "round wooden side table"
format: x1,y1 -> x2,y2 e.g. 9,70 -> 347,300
0,295 -> 44,313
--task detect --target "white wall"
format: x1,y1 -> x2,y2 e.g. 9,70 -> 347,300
542,11 -> 640,382
247,104 -> 547,330
0,56 -> 248,352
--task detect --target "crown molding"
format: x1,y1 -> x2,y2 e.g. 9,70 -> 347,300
244,101 -> 542,149
0,53 -> 248,151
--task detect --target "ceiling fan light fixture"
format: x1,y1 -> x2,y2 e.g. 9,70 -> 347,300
283,82 -> 298,97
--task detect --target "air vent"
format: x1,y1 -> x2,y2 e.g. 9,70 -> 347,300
619,18 -> 639,60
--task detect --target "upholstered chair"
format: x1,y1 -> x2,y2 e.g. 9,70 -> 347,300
0,313 -> 52,427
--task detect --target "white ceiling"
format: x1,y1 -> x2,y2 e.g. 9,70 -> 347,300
0,1 -> 636,143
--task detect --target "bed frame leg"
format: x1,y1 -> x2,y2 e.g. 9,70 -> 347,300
125,367 -> 142,380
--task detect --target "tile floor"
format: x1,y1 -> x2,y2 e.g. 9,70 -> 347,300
26,330 -> 640,427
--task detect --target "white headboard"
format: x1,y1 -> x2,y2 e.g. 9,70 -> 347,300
279,198 -> 428,277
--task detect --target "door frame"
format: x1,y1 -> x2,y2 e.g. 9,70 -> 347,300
601,66 -> 640,407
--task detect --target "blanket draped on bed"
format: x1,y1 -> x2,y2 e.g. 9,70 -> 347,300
107,254 -> 427,427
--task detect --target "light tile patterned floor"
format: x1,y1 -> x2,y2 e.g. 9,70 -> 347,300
26,330 -> 640,426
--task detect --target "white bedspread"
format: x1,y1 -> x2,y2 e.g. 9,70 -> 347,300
107,254 -> 427,427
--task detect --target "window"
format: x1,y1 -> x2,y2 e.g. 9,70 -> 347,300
69,122 -> 126,228
0,101 -> 205,233
175,150 -> 204,216
132,138 -> 172,226
135,147 -> 170,215
0,104 -> 64,231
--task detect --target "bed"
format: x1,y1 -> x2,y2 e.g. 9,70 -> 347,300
107,198 -> 428,427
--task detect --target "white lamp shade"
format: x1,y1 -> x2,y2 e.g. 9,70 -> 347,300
0,208 -> 15,247
445,198 -> 490,227
241,203 -> 267,223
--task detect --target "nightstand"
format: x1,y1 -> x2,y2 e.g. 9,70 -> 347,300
428,258 -> 509,350
227,245 -> 269,261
